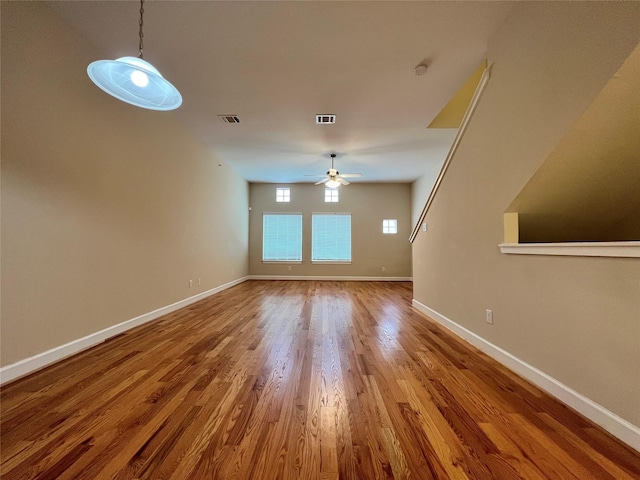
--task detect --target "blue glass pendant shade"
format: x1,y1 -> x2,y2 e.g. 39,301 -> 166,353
87,56 -> 182,111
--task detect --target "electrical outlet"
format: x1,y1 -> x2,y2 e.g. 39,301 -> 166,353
198,278 -> 201,286
422,222 -> 428,232
381,266 -> 386,272
288,266 -> 292,271
189,279 -> 193,288
486,309 -> 493,325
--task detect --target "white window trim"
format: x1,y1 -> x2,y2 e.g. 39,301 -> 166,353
262,261 -> 303,265
383,219 -> 398,234
324,188 -> 339,203
275,187 -> 291,203
498,241 -> 640,258
311,260 -> 352,265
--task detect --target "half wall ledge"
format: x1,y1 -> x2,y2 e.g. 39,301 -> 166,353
498,242 -> 640,258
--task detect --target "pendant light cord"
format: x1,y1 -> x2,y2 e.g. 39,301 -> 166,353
138,0 -> 145,59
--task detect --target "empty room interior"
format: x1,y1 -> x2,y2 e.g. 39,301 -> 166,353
1,1 -> 639,479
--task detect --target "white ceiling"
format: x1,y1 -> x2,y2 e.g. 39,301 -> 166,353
50,1 -> 513,184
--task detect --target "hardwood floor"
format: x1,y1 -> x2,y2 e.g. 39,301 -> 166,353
1,280 -> 639,479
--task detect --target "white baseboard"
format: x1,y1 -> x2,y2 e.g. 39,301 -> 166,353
248,275 -> 412,281
0,276 -> 249,386
412,299 -> 640,452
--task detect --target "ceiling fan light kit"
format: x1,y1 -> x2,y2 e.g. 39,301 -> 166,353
306,153 -> 362,188
87,0 -> 182,111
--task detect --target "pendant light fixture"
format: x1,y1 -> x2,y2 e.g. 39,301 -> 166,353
87,0 -> 182,111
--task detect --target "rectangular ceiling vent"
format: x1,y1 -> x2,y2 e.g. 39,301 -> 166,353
218,115 -> 240,124
316,114 -> 336,124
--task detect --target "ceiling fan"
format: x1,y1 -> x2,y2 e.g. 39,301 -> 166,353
306,154 -> 362,188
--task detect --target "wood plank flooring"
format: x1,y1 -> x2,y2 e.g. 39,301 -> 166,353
1,280 -> 639,479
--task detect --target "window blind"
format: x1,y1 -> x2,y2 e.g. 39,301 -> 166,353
312,214 -> 351,262
262,214 -> 302,261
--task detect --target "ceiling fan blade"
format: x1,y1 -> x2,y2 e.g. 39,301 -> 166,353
315,178 -> 329,185
338,173 -> 362,178
337,177 -> 350,185
304,174 -> 328,177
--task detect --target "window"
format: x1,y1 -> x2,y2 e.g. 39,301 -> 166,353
324,188 -> 339,203
275,187 -> 290,203
312,214 -> 351,262
383,219 -> 398,234
262,214 -> 302,261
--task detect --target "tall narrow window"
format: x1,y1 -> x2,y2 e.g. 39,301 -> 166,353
383,219 -> 398,234
262,214 -> 302,261
276,187 -> 290,203
324,188 -> 339,203
312,213 -> 351,262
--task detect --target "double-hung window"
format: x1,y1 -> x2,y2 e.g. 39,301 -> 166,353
312,213 -> 351,263
262,213 -> 302,262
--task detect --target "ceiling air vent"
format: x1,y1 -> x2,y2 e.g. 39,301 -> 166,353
316,114 -> 336,124
218,115 -> 240,124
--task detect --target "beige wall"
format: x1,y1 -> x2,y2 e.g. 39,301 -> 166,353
410,166 -> 442,230
606,211 -> 640,242
412,2 -> 640,426
507,44 -> 640,243
249,183 -> 412,278
1,2 -> 249,367
410,130 -> 458,230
